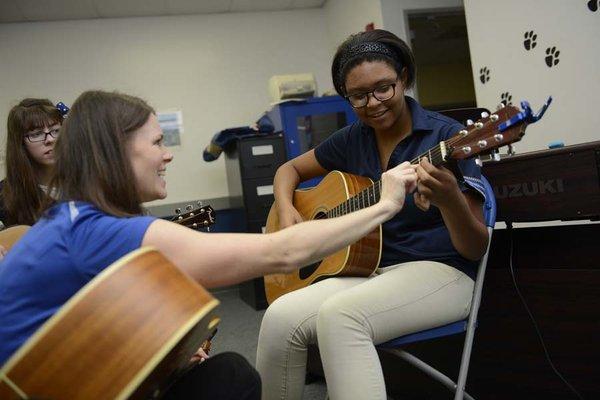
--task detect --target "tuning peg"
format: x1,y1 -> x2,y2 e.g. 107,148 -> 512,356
478,140 -> 488,148
481,111 -> 489,118
197,200 -> 203,207
507,144 -> 515,156
459,129 -> 468,137
494,133 -> 504,142
461,146 -> 472,154
490,114 -> 499,122
185,204 -> 193,212
475,157 -> 483,167
491,150 -> 501,161
496,103 -> 505,110
466,119 -> 474,126
175,208 -> 182,215
474,122 -> 483,129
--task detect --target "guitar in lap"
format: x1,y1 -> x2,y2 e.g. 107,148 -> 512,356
263,98 -> 552,304
0,206 -> 218,399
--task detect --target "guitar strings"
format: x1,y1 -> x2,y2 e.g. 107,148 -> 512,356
329,137 -> 456,217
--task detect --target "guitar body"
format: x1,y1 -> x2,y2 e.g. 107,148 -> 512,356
264,171 -> 382,304
0,247 -> 220,400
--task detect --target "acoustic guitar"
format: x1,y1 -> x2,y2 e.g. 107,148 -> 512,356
264,98 -> 552,304
0,207 -> 218,399
170,202 -> 216,231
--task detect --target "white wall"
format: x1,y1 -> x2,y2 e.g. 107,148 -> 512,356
464,0 -> 600,153
323,0 -> 383,59
0,9 -> 332,206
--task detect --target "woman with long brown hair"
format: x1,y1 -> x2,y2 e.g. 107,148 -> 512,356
0,98 -> 65,228
0,90 -> 417,399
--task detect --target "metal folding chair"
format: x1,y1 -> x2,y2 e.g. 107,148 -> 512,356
377,175 -> 496,400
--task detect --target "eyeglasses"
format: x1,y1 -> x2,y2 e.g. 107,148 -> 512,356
24,128 -> 60,143
345,82 -> 397,108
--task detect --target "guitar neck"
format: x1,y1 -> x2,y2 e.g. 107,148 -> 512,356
323,98 -> 552,219
327,142 -> 446,218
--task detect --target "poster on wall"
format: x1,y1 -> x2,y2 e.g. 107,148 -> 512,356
157,111 -> 183,146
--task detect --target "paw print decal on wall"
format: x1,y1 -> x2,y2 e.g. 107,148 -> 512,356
479,67 -> 490,84
500,92 -> 513,106
523,31 -> 537,50
588,0 -> 599,12
545,47 -> 560,67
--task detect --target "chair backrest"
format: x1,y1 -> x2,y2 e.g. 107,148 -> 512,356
467,175 -> 496,328
481,175 -> 497,228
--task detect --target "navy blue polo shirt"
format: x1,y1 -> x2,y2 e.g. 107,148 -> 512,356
314,96 -> 486,279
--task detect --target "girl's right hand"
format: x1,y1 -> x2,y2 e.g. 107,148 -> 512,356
277,203 -> 304,229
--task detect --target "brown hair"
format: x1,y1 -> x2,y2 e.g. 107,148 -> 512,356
2,98 -> 63,225
50,90 -> 154,217
331,29 -> 416,96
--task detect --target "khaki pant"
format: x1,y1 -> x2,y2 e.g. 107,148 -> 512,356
256,261 -> 474,400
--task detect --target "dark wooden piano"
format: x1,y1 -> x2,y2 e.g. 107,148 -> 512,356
461,140 -> 600,399
484,140 -> 600,222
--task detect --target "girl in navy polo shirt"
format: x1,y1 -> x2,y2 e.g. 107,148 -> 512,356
0,90 -> 418,399
257,30 -> 489,400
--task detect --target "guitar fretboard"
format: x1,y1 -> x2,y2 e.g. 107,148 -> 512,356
325,142 -> 446,218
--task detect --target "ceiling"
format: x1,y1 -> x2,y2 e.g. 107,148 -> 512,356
0,0 -> 326,23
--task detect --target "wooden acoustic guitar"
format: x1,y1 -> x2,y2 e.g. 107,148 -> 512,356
170,202 -> 216,231
264,99 -> 552,304
0,207 -> 218,399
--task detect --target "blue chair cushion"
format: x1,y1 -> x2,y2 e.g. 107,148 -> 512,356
378,319 -> 474,348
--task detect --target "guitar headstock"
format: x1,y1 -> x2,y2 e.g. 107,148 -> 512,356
171,202 -> 215,231
445,97 -> 552,162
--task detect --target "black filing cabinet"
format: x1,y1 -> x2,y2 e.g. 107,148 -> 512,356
225,135 -> 286,309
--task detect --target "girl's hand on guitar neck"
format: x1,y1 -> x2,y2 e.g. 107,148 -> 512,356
414,158 -> 463,211
379,161 -> 418,214
0,244 -> 7,260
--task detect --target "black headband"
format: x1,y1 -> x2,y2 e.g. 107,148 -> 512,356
337,41 -> 399,83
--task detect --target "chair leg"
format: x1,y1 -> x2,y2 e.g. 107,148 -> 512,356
383,349 -> 476,400
454,326 -> 476,399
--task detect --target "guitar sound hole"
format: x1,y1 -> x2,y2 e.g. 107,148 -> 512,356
299,261 -> 321,280
314,211 -> 327,220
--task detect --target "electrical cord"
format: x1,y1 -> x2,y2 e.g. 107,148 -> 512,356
506,221 -> 584,400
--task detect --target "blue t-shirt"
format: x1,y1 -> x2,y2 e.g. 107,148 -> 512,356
314,97 -> 486,278
0,201 -> 155,366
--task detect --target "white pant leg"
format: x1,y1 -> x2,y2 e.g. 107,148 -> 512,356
256,277 -> 368,400
317,261 -> 474,400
